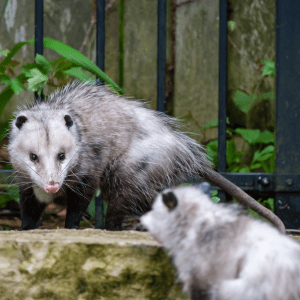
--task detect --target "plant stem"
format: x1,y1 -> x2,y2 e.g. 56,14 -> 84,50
0,0 -> 9,24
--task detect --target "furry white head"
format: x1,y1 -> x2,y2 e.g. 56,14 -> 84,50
8,109 -> 80,198
141,186 -> 214,244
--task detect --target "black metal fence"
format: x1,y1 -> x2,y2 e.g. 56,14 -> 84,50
5,0 -> 300,229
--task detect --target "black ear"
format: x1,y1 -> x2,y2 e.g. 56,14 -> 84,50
162,191 -> 178,211
64,115 -> 73,129
15,116 -> 28,129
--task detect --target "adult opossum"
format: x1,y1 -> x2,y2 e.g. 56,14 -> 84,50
141,186 -> 300,300
8,82 -> 284,231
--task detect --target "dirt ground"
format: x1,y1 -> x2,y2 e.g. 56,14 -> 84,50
0,201 -> 141,231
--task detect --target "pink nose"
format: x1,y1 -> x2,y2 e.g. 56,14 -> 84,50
45,184 -> 59,194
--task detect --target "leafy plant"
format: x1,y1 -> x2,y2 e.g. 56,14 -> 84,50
203,60 -> 276,211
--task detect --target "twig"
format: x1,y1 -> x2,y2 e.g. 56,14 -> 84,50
0,0 -> 9,24
79,0 -> 116,53
227,35 -> 258,69
176,0 -> 197,8
79,19 -> 96,53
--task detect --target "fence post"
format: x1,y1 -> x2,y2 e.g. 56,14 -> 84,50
95,0 -> 106,229
35,0 -> 44,100
275,0 -> 300,228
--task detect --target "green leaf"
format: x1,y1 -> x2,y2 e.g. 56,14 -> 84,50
0,38 -> 122,94
87,196 -> 96,219
0,195 -> 16,208
250,163 -> 261,170
0,118 -> 13,140
262,60 -> 275,77
27,38 -> 122,94
226,139 -> 236,165
211,196 -> 220,203
51,57 -> 75,71
7,187 -> 19,203
202,119 -> 218,130
22,63 -> 40,77
239,166 -> 251,173
227,21 -> 236,32
0,73 -> 27,118
257,130 -> 275,144
202,117 -> 230,130
206,140 -> 218,167
0,73 -> 11,84
27,68 -> 48,96
235,128 -> 261,144
256,153 -> 273,162
233,90 -> 257,114
0,86 -> 14,116
260,145 -> 275,155
258,92 -> 276,100
260,198 -> 274,211
0,41 -> 28,73
64,67 -> 93,82
35,54 -> 51,74
252,146 -> 275,164
10,78 -> 25,95
0,49 -> 9,57
211,190 -> 220,203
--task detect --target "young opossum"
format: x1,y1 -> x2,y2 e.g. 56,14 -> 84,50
8,82 -> 284,231
141,186 -> 300,300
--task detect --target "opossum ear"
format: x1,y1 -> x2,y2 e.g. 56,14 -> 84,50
15,116 -> 28,129
162,192 -> 178,211
64,115 -> 73,129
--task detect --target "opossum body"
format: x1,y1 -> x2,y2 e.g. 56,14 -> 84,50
141,186 -> 300,300
8,82 -> 284,231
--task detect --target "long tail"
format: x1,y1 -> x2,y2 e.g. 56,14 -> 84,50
202,168 -> 285,234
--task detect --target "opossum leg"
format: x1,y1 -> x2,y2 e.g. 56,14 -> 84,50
189,284 -> 211,300
65,186 -> 93,229
19,187 -> 46,230
105,198 -> 125,231
189,276 -> 211,300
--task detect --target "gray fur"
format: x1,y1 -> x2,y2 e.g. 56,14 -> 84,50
141,186 -> 300,300
8,82 -> 211,227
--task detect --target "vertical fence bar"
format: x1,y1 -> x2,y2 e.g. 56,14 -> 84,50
157,0 -> 167,112
95,0 -> 105,228
275,0 -> 300,229
96,0 -> 105,85
119,0 -> 124,89
218,0 -> 228,202
35,0 -> 43,100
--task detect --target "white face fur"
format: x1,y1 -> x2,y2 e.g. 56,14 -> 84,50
9,111 -> 80,197
141,187 -> 213,243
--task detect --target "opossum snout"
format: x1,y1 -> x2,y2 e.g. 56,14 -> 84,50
45,184 -> 59,194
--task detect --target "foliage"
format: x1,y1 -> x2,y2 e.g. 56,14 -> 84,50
203,60 -> 276,212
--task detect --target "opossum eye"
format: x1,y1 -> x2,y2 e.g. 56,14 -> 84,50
30,153 -> 38,163
162,192 -> 178,211
58,153 -> 65,161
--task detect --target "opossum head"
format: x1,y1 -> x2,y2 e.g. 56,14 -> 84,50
141,186 -> 213,244
8,110 -> 80,194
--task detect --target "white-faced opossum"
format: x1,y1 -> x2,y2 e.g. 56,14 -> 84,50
141,186 -> 300,300
8,82 -> 284,231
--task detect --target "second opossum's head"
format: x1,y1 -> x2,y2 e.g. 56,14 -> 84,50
8,110 -> 80,194
141,186 -> 213,244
